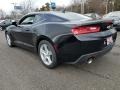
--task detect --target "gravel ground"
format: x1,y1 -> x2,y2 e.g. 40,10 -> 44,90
0,31 -> 120,90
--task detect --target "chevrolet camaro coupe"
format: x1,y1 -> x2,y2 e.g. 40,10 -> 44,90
5,11 -> 117,69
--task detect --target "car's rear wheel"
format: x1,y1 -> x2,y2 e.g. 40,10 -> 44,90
38,40 -> 58,69
5,33 -> 14,47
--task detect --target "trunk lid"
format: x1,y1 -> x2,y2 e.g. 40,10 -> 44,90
64,19 -> 113,32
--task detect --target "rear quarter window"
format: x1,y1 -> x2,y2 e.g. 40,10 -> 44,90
53,12 -> 91,21
34,14 -> 45,23
45,14 -> 67,22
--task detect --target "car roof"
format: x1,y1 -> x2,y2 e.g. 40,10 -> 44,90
25,11 -> 91,21
27,11 -> 68,15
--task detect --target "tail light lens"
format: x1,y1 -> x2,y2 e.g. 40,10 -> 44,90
71,25 -> 100,35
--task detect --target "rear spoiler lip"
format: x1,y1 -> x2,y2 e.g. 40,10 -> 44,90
63,19 -> 111,27
78,19 -> 112,26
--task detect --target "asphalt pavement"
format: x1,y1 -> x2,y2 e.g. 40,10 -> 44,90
0,31 -> 120,90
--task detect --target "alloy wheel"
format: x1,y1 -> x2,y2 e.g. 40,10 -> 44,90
40,44 -> 53,65
0,26 -> 2,31
6,34 -> 12,46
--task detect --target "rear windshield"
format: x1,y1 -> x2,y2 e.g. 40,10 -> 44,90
53,12 -> 91,21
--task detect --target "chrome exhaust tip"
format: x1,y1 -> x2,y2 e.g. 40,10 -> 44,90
87,58 -> 93,64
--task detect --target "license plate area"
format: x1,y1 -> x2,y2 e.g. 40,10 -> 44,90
106,36 -> 113,45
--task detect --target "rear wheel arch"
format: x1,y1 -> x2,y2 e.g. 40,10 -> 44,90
36,35 -> 55,53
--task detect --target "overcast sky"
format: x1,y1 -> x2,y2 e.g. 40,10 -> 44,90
0,0 -> 71,13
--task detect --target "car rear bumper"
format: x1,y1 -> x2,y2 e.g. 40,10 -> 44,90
68,43 -> 114,64
55,29 -> 117,63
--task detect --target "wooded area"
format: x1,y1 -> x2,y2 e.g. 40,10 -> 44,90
0,0 -> 120,19
35,0 -> 120,15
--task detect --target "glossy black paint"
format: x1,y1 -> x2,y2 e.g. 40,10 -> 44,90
5,12 -> 117,63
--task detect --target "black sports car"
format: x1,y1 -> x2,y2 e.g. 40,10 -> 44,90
5,11 -> 117,69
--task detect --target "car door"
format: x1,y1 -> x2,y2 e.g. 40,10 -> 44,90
13,15 -> 36,47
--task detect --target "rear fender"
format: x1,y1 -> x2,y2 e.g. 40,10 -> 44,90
35,35 -> 55,53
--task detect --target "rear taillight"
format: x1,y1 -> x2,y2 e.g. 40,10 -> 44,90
71,25 -> 100,35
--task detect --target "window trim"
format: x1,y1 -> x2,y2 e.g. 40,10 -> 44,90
19,15 -> 36,25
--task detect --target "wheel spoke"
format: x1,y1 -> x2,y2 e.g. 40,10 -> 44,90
6,35 -> 11,46
41,53 -> 45,61
43,44 -> 48,54
46,56 -> 52,64
48,51 -> 52,55
40,49 -> 46,55
0,27 -> 2,31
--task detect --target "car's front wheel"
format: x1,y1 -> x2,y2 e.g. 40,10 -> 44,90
5,33 -> 14,47
0,26 -> 3,31
38,40 -> 58,69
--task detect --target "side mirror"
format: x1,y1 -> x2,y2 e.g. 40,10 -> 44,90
12,21 -> 17,26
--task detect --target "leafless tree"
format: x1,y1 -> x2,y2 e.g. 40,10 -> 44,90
0,9 -> 6,19
20,0 -> 34,15
9,0 -> 34,20
85,0 -> 106,14
68,0 -> 81,13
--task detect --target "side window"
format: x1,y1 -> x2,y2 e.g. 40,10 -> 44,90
20,15 -> 35,25
46,14 -> 65,22
34,14 -> 45,23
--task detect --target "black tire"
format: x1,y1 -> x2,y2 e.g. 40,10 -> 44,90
38,40 -> 58,69
5,33 -> 14,47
